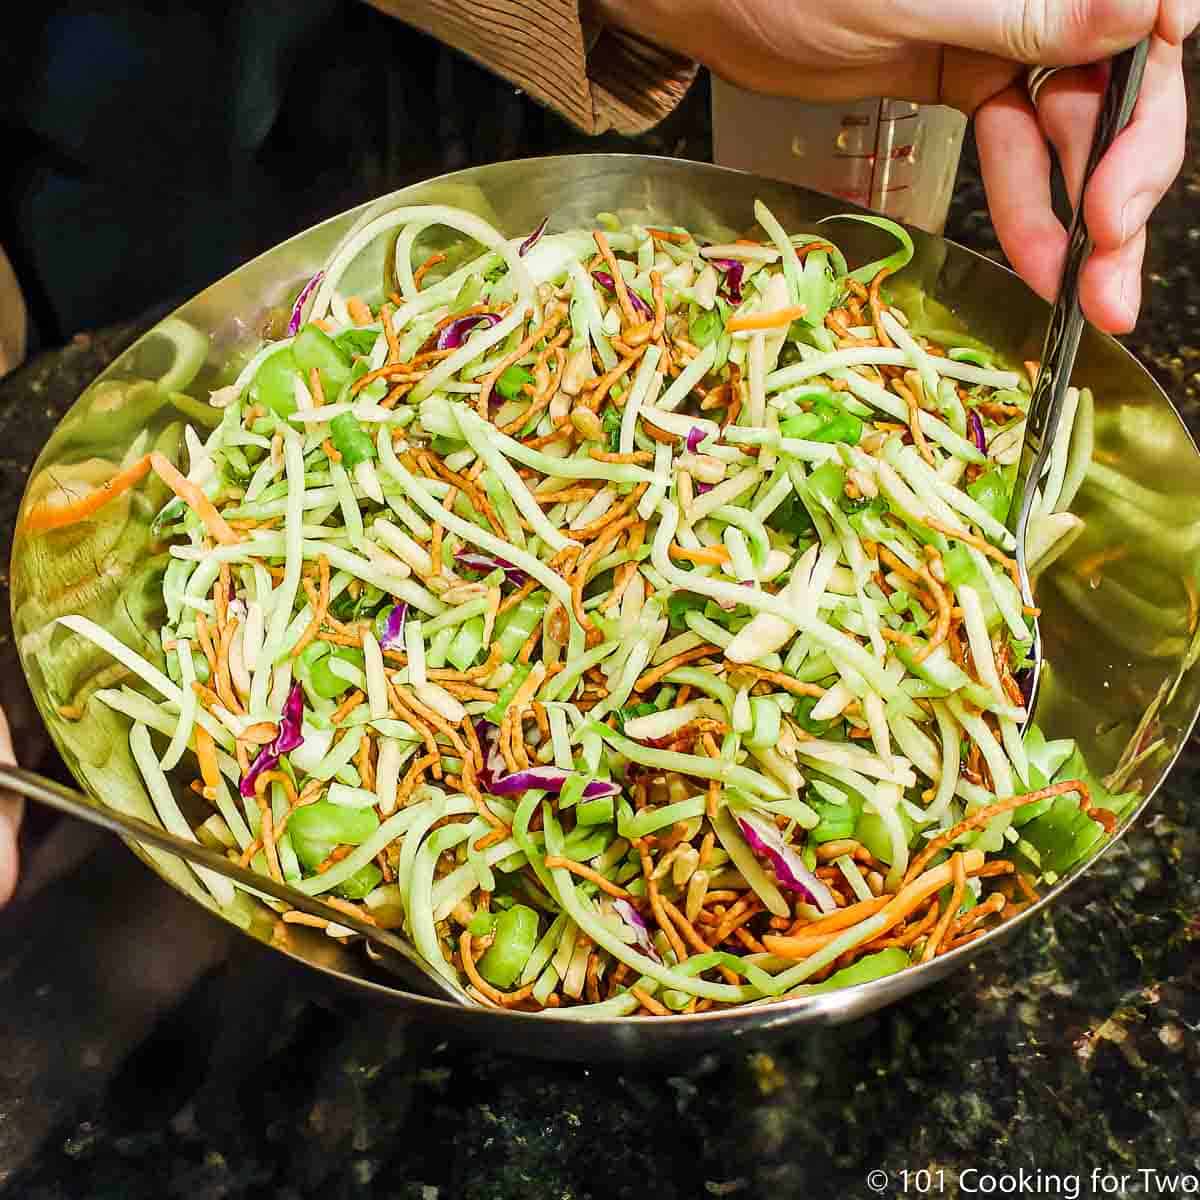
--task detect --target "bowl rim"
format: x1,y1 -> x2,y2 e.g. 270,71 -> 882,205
14,151 -> 1200,1031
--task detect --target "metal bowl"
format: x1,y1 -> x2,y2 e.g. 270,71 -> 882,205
11,155 -> 1200,1060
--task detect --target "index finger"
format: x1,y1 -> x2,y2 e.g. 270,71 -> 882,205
0,707 -> 22,907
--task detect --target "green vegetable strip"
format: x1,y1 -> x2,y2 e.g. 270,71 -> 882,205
261,431 -> 306,669
754,200 -> 806,308
711,807 -> 789,917
130,723 -> 235,908
159,639 -> 197,772
592,723 -> 788,799
56,616 -> 233,750
408,823 -> 474,981
84,200 -> 1114,1018
377,430 -> 579,624
457,407 -> 573,552
542,810 -> 753,1002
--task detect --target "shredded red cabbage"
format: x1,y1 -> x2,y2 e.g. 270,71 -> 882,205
710,259 -> 745,304
611,899 -> 662,963
736,812 -> 836,912
473,719 -> 506,794
695,481 -> 714,495
967,410 -> 988,454
519,216 -> 549,257
487,767 -> 620,799
592,271 -> 653,320
686,427 -> 707,454
239,682 -> 305,797
379,603 -> 409,650
286,272 -> 324,337
1015,666 -> 1035,707
437,312 -> 502,351
455,549 -> 527,587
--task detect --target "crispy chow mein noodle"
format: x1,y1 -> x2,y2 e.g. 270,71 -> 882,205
48,199 -> 1135,1016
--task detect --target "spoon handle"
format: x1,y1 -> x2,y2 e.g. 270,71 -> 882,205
1007,40 -> 1151,593
0,763 -> 473,1007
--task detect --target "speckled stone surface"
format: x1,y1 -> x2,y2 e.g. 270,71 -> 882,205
3,51 -> 1200,1200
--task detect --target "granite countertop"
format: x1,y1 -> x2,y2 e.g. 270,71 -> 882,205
3,53 -> 1200,1200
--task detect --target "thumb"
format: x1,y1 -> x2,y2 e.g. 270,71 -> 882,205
885,0 -> 1159,65
0,707 -> 22,907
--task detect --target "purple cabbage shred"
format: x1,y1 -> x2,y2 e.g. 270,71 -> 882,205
436,312 -> 502,351
379,603 -> 409,650
736,812 -> 836,912
486,767 -> 620,800
592,271 -> 653,319
612,899 -> 662,962
710,258 -> 745,304
454,549 -> 528,587
519,216 -> 549,257
286,272 -> 324,337
239,683 -> 305,797
967,410 -> 988,454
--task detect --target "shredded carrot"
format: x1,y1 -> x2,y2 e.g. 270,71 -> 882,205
650,270 -> 666,342
544,856 -> 635,899
921,852 -> 966,962
412,252 -> 447,289
346,296 -> 372,326
646,227 -> 689,245
292,555 -> 331,657
763,850 -> 984,960
904,781 -> 1113,887
669,542 -> 730,566
148,453 -> 239,545
726,305 -> 808,333
634,644 -> 720,693
593,230 -> 639,328
331,689 -> 365,724
23,454 -> 152,533
923,516 -> 1021,588
630,986 -> 671,1016
193,726 -> 221,798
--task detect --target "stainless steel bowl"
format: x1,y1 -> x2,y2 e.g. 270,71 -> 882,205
11,155 -> 1200,1060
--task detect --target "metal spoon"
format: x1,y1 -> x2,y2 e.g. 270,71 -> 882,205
0,763 -> 476,1007
1007,40 -> 1151,715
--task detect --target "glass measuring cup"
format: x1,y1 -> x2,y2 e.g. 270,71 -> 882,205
711,79 -> 968,235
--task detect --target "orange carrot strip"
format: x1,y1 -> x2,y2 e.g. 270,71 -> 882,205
646,227 -> 689,244
762,850 -> 983,960
149,453 -> 239,545
194,725 -> 222,797
726,305 -> 808,333
669,542 -> 730,566
22,454 -> 152,533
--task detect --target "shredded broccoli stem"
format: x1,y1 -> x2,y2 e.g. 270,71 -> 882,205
60,196 -> 1121,1019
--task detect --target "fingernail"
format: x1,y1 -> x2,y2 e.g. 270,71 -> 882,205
1119,191 -> 1155,246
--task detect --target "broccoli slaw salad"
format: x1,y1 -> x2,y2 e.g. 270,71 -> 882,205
27,199 -> 1146,1017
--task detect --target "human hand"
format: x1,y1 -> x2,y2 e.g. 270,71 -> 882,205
0,706 -> 21,906
591,0 -> 1197,333
0,245 -> 28,378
